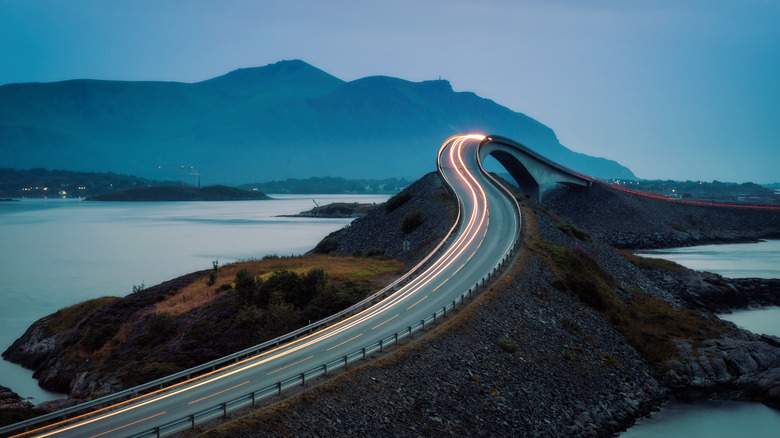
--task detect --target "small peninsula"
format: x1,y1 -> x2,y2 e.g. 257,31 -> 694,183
85,185 -> 270,202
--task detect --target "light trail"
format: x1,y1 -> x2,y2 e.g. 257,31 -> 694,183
25,133 -> 510,438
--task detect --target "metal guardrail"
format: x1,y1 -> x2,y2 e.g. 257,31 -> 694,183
3,137 -> 523,437
1,174 -> 465,438
124,238 -> 520,438
121,143 -> 524,438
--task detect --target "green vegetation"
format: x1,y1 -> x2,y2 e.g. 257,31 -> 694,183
35,254 -> 404,389
85,185 -> 270,201
537,241 -> 722,368
555,222 -> 592,242
618,250 -> 688,273
385,191 -> 412,213
401,207 -> 425,234
498,337 -> 519,353
312,235 -> 339,254
45,297 -> 119,337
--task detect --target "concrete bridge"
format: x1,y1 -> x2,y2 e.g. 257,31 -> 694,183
478,135 -> 592,201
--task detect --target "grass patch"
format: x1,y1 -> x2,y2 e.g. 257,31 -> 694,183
312,235 -> 339,254
555,222 -> 592,242
671,223 -> 689,232
498,337 -> 518,353
536,240 -> 723,369
617,250 -> 688,273
401,207 -> 425,234
45,297 -> 119,337
385,190 -> 412,213
153,254 -> 404,318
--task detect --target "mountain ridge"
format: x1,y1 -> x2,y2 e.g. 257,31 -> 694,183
0,60 -> 635,184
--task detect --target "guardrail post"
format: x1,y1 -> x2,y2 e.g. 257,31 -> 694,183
421,319 -> 425,329
251,391 -> 256,406
362,347 -> 366,359
277,381 -> 282,396
344,355 -> 348,368
408,326 -> 413,338
190,414 -> 195,429
155,426 -> 161,438
323,364 -> 328,376
301,373 -> 305,386
443,305 -> 447,317
379,339 -> 384,353
222,402 -> 227,418
394,332 -> 398,344
433,312 -> 436,323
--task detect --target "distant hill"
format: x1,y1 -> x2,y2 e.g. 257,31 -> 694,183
0,168 -> 176,198
85,185 -> 270,201
0,60 -> 635,184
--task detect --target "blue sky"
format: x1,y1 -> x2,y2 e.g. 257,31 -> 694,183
1,0 -> 778,183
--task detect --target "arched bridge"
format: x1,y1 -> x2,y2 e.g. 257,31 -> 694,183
478,135 -> 592,201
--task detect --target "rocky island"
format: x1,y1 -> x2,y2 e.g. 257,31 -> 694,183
85,185 -> 270,201
2,173 -> 779,436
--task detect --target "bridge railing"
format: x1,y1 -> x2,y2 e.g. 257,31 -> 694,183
122,238 -> 521,438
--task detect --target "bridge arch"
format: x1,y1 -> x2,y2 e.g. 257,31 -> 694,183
478,135 -> 592,201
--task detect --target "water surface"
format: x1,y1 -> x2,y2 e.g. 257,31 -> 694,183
0,195 -> 388,402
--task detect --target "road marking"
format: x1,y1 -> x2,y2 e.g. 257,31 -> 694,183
267,355 -> 314,375
454,262 -> 466,275
407,295 -> 428,310
371,313 -> 399,330
188,380 -> 250,405
88,411 -> 167,438
432,278 -> 448,292
327,333 -> 363,351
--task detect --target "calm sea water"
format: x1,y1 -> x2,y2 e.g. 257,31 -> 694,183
623,240 -> 780,437
2,201 -> 778,436
0,195 -> 388,402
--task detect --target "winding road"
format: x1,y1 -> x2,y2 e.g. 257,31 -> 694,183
19,134 -> 522,437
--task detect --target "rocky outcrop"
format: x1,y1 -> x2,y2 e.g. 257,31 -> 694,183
544,182 -> 780,249
312,172 -> 456,267
666,329 -> 780,408
0,386 -> 33,410
640,269 -> 780,313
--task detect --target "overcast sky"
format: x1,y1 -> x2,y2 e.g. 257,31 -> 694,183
1,0 -> 778,183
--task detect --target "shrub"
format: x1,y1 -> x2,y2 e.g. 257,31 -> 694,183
401,207 -> 425,234
555,222 -> 591,241
313,236 -> 338,254
147,311 -> 176,336
83,324 -> 119,352
234,269 -> 258,305
498,337 -> 518,353
385,191 -> 412,213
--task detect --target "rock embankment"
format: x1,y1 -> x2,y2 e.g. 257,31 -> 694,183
3,173 -> 779,435
311,172 -> 456,267
544,182 -> 780,249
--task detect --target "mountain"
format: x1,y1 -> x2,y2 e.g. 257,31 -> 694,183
0,60 -> 634,184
